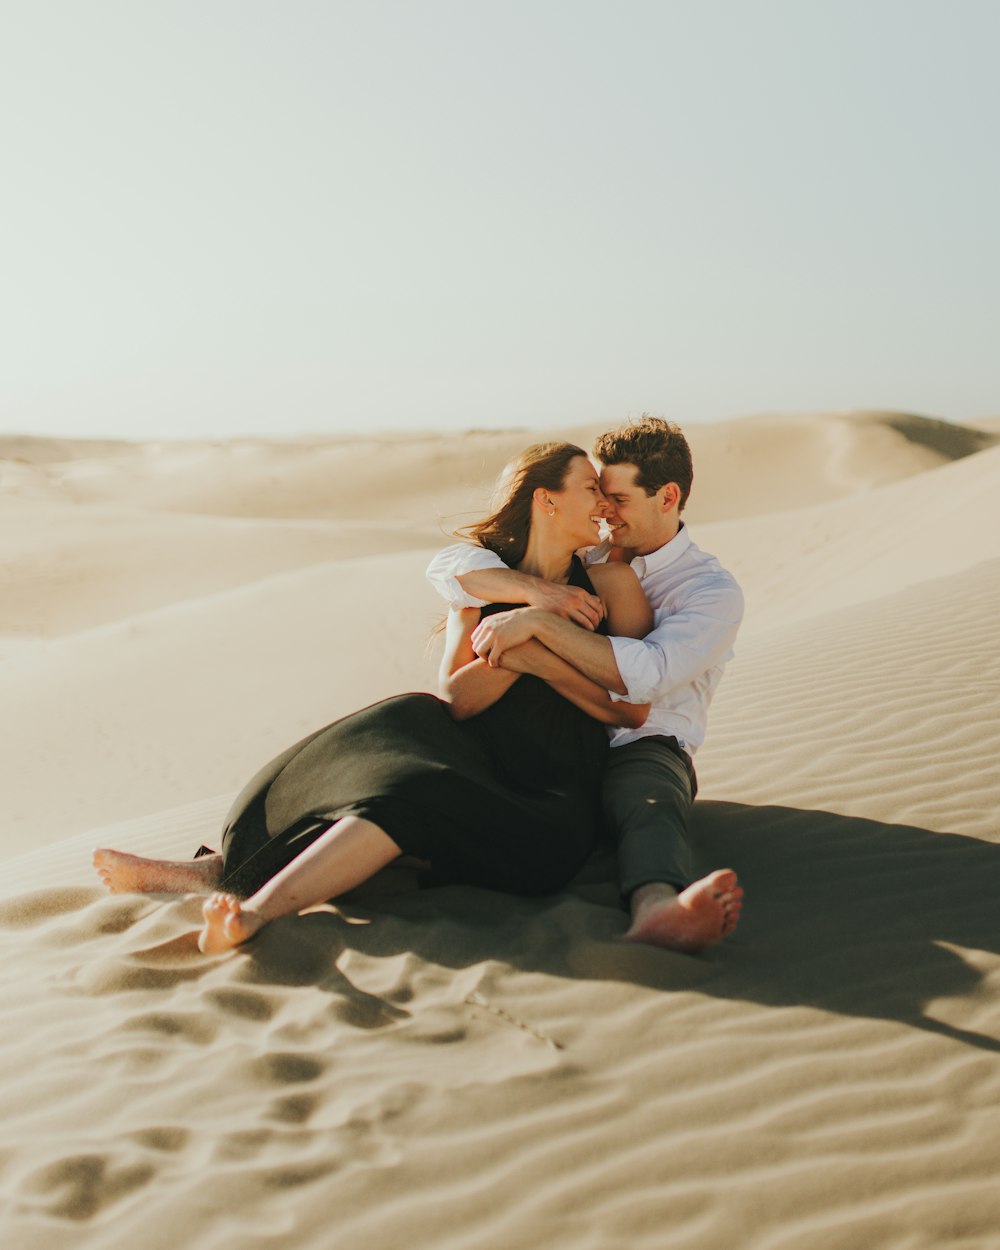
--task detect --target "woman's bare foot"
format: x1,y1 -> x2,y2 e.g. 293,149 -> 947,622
198,893 -> 265,954
93,848 -> 223,895
623,869 -> 743,953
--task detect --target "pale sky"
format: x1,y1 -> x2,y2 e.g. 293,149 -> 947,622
2,0 -> 997,439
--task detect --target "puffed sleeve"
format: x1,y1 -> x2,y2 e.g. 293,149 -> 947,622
425,543 -> 507,609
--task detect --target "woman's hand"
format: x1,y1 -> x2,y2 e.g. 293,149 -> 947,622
471,608 -> 542,667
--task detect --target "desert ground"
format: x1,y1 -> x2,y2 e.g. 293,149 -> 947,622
1,409 -> 999,1249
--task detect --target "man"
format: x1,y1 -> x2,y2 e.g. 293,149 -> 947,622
426,416 -> 744,952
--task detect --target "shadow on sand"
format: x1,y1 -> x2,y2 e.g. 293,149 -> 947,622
688,801 -> 1000,1052
260,800 -> 1000,1054
37,802 -> 1000,1054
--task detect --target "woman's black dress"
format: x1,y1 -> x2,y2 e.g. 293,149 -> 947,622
218,557 -> 609,899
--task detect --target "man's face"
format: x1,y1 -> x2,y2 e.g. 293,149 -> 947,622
598,462 -> 674,556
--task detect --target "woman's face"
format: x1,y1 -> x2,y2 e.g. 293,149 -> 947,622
550,456 -> 608,547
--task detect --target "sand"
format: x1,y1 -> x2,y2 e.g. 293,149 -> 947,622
1,410 -> 999,1249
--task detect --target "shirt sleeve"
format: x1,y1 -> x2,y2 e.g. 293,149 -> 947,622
607,578 -> 745,704
425,543 -> 507,609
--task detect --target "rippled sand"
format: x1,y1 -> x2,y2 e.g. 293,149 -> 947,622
2,411 -> 999,1249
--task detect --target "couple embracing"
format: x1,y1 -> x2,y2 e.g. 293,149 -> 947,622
95,417 -> 745,955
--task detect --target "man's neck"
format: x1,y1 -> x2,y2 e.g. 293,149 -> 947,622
623,520 -> 683,562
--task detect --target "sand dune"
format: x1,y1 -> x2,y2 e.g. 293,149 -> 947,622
698,554 -> 1000,836
2,411 -> 999,1249
5,409 -> 990,526
1,429 -> 532,525
701,438 -> 1000,636
0,554 -> 444,856
0,497 -> 437,637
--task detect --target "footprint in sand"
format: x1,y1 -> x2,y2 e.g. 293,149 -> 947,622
119,1010 -> 218,1045
250,1052 -> 327,1085
20,1153 -> 156,1222
204,986 -> 279,1021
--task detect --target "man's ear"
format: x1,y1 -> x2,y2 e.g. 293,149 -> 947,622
659,482 -> 681,512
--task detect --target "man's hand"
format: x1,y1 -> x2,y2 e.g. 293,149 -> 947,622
523,580 -> 603,630
492,638 -> 556,677
471,608 -> 541,667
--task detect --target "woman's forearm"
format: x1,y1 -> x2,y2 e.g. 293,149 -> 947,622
441,659 -> 520,720
547,663 -> 651,728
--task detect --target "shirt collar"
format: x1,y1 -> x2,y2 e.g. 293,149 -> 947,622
629,522 -> 692,578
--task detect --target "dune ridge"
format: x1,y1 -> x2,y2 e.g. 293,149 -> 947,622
2,411 -> 999,1249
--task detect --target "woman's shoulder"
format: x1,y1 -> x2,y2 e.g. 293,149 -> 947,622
584,559 -> 651,639
584,559 -> 641,593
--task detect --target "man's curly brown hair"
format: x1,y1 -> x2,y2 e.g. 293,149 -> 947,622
593,415 -> 693,511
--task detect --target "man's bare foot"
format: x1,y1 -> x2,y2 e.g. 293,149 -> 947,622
93,848 -> 223,895
198,893 -> 265,954
623,869 -> 743,953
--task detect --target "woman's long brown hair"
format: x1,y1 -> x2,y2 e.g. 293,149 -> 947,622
459,442 -> 587,569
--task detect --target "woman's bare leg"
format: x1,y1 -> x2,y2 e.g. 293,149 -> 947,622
93,849 -> 223,894
198,816 -> 401,954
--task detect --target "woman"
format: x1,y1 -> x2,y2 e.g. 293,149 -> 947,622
94,443 -> 652,953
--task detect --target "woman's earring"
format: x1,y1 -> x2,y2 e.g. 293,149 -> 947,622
548,507 -> 556,517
